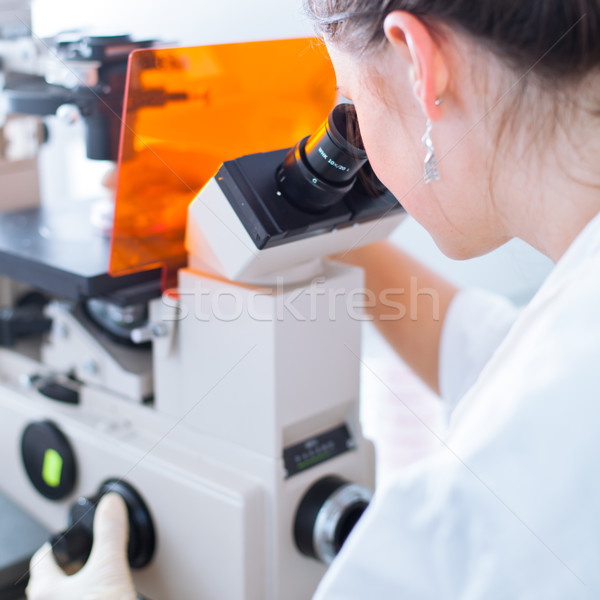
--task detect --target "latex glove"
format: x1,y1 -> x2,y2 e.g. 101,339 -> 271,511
27,493 -> 137,600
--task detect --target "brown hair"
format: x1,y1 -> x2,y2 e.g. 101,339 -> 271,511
304,0 -> 600,82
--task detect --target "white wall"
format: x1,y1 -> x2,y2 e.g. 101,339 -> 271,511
32,0 -> 313,45
391,218 -> 553,303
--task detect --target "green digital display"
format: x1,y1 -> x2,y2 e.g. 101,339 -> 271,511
283,424 -> 352,478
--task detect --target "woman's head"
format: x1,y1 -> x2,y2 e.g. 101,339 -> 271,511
306,0 -> 600,79
306,1 -> 600,260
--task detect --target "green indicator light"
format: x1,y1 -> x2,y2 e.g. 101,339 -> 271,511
42,449 -> 63,488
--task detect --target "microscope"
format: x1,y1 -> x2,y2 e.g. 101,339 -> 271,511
0,37 -> 404,599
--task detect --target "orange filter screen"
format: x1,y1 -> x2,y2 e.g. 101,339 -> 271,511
110,38 -> 336,282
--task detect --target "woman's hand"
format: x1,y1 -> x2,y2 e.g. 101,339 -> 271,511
334,241 -> 458,393
27,494 -> 137,600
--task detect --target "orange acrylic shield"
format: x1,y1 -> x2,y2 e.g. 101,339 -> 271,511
110,38 -> 337,285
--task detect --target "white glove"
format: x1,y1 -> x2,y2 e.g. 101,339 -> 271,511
27,493 -> 138,600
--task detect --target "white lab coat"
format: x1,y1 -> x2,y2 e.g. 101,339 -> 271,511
314,211 -> 600,599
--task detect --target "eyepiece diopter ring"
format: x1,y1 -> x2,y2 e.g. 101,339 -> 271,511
277,104 -> 368,212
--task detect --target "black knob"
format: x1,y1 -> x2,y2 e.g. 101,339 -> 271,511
51,479 -> 155,569
294,475 -> 372,564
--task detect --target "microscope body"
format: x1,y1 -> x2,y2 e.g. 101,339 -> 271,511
0,44 -> 404,594
135,129 -> 403,595
147,260 -> 375,598
0,261 -> 378,598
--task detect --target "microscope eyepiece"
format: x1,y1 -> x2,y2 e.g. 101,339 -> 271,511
304,103 -> 367,185
276,103 -> 368,213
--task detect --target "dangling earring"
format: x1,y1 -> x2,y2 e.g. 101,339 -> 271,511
422,119 -> 440,184
422,99 -> 442,184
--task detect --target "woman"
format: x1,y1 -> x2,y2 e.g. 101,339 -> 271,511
305,1 -> 600,598
27,1 -> 600,598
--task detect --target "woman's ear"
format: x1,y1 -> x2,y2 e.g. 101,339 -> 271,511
383,11 -> 449,121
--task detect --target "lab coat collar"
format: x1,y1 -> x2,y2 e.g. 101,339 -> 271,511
529,209 -> 600,307
449,209 -> 600,431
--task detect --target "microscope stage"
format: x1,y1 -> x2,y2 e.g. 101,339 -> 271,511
0,202 -> 163,303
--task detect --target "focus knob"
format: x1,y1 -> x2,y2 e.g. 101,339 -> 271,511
51,478 -> 155,569
294,475 -> 372,564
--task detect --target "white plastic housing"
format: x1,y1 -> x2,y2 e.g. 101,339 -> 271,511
186,177 -> 404,284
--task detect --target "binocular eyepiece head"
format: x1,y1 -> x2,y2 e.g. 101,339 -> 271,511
186,101 -> 404,283
276,103 -> 368,213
